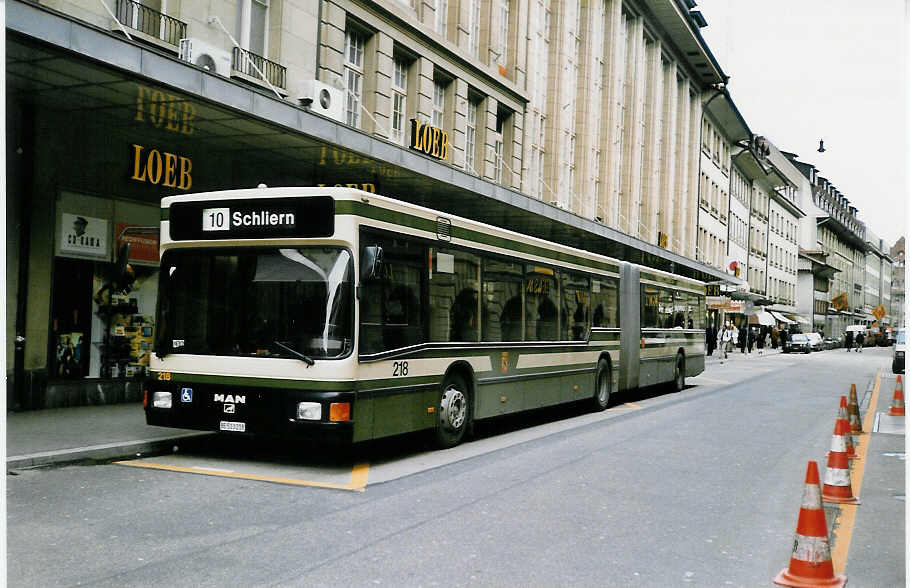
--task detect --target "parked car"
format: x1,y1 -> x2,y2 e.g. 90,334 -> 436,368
786,333 -> 812,354
806,332 -> 824,352
823,336 -> 840,350
893,328 -> 905,374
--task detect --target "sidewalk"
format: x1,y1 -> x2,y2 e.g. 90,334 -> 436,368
6,403 -> 208,470
705,345 -> 784,364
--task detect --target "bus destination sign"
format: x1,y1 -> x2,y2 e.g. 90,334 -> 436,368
168,197 -> 334,240
202,207 -> 297,231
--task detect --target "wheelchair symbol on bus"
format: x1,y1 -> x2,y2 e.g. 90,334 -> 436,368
180,388 -> 193,403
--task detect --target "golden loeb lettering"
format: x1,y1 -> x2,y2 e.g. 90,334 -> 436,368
135,84 -> 197,136
409,119 -> 449,161
130,144 -> 192,191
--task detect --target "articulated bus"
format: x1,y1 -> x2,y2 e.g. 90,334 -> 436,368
146,187 -> 706,447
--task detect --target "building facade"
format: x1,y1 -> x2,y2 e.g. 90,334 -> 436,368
7,0 -> 743,409
891,237 -> 905,329
788,155 -> 901,337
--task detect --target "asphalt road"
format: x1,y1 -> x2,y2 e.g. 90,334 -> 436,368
7,347 -> 902,587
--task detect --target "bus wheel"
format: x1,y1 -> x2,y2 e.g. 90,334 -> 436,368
436,373 -> 469,448
672,353 -> 685,392
592,359 -> 611,411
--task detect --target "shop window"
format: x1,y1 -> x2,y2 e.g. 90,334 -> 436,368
51,258 -> 94,379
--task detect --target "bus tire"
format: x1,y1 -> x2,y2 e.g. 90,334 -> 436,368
435,373 -> 470,448
672,352 -> 685,392
592,359 -> 611,411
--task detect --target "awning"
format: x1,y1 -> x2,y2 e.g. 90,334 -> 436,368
768,311 -> 794,324
786,314 -> 811,325
749,311 -> 776,326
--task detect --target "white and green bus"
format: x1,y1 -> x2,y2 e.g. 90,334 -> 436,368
146,187 -> 705,447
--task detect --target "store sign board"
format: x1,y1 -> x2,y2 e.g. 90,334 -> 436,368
116,222 -> 159,264
59,213 -> 109,259
130,144 -> 193,191
409,119 -> 450,161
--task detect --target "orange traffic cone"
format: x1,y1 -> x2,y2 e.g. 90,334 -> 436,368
889,375 -> 905,417
774,460 -> 846,587
847,384 -> 863,434
837,397 -> 858,460
822,418 -> 860,505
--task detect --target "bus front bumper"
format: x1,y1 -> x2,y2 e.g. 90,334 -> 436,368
145,381 -> 357,443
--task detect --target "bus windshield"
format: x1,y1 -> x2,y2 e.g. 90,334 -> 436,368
156,247 -> 354,360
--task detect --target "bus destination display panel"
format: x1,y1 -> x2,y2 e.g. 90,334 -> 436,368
168,196 -> 334,240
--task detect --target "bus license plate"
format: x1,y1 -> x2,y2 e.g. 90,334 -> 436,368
219,421 -> 246,432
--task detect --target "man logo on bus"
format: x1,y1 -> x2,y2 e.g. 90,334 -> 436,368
214,394 -> 245,404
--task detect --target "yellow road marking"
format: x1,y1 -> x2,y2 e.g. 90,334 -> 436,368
623,402 -> 642,410
830,370 -> 881,576
114,460 -> 371,492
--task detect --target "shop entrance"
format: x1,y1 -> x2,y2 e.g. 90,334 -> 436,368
50,257 -> 94,379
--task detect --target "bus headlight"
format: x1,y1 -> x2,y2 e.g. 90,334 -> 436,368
152,391 -> 172,409
296,402 -> 322,421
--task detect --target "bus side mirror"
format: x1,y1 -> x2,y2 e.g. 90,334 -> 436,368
360,245 -> 383,281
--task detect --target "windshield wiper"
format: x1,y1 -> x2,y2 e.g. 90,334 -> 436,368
272,341 -> 315,366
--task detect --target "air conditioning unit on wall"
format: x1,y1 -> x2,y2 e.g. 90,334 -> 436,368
179,38 -> 231,77
299,80 -> 345,123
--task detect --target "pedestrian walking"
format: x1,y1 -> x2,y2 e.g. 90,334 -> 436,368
747,327 -> 754,353
845,329 -> 853,352
720,322 -> 733,360
757,328 -> 765,354
706,322 -> 716,356
855,331 -> 864,352
738,325 -> 746,353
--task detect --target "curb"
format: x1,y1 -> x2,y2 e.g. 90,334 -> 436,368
6,431 -> 212,470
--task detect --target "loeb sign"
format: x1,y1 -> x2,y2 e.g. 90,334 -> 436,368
410,119 -> 450,161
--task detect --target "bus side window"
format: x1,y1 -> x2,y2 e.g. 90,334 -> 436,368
640,285 -> 660,329
659,288 -> 675,328
591,277 -> 619,328
525,267 -> 557,341
559,270 -> 589,341
359,231 -> 426,353
482,258 -> 523,342
428,248 -> 481,343
450,288 -> 479,342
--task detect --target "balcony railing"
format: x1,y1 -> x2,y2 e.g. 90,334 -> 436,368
115,0 -> 186,47
232,47 -> 287,90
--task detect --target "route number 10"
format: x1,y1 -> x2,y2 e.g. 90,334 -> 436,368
202,207 -> 230,231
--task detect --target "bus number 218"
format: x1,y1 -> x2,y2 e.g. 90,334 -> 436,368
392,361 -> 409,377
